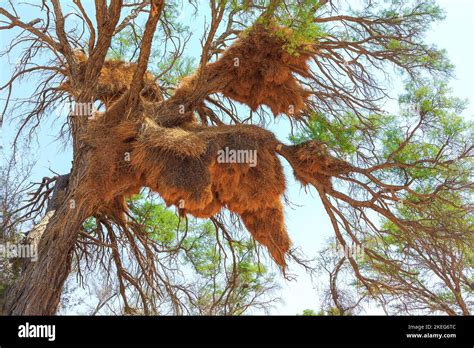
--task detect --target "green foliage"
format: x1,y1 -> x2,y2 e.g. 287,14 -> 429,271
258,0 -> 329,55
348,1 -> 452,76
289,111 -> 362,155
158,56 -> 196,88
383,82 -> 471,183
108,26 -> 144,61
273,0 -> 327,55
129,196 -> 180,244
179,217 -> 273,314
301,308 -> 318,316
301,308 -> 348,316
293,79 -> 473,314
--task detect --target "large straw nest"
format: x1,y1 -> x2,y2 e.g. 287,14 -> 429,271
128,119 -> 289,265
61,23 -> 332,267
174,23 -> 314,117
59,51 -> 162,105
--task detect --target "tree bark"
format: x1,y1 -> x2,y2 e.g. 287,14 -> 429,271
3,162 -> 92,315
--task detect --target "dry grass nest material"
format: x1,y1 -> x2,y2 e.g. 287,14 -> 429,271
131,120 -> 289,266
175,23 -> 314,117
59,51 -> 162,106
63,24 -> 351,268
80,118 -> 350,268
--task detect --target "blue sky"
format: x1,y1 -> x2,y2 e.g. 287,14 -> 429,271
1,0 -> 473,314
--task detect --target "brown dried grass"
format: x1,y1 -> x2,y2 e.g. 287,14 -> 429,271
78,116 -> 351,267
175,23 -> 314,117
66,24 -> 333,268
59,51 -> 162,105
277,141 -> 353,188
127,119 -> 289,265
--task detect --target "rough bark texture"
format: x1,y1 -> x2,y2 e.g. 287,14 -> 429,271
3,163 -> 91,315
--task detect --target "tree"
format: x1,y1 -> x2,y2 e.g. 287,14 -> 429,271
0,0 -> 471,315
300,82 -> 473,315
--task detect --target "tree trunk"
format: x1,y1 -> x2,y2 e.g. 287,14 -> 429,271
3,160 -> 92,315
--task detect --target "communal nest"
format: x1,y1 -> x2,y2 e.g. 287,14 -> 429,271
175,22 -> 315,116
66,23 -> 348,268
59,51 -> 163,106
